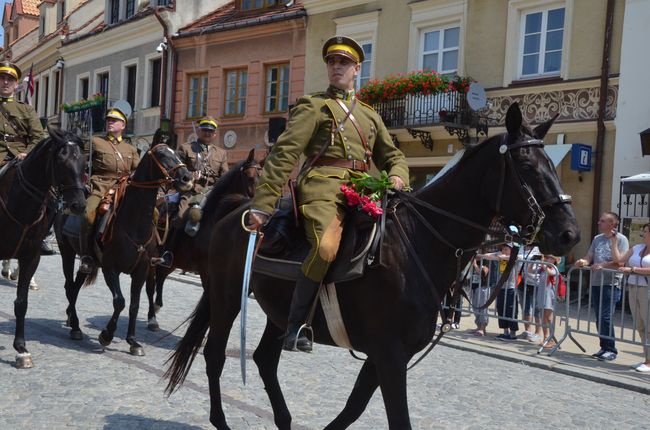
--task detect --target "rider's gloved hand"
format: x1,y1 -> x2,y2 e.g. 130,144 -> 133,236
247,210 -> 268,231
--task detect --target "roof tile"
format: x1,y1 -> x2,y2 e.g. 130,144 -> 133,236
20,0 -> 41,17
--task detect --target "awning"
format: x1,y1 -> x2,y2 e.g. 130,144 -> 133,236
544,144 -> 572,168
621,172 -> 650,195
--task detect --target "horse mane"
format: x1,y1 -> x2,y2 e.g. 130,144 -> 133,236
24,128 -> 83,163
202,159 -> 250,216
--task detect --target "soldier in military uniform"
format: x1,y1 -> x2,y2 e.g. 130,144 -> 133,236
157,116 -> 228,267
248,36 -> 409,352
79,107 -> 140,273
0,62 -> 49,289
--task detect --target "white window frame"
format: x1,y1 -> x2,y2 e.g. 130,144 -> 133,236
518,7 -> 565,79
94,66 -> 111,98
408,0 -> 466,74
76,72 -> 91,100
334,11 -> 378,91
419,25 -> 460,75
504,0 -> 573,86
143,53 -> 162,109
37,73 -> 47,117
120,58 -> 139,108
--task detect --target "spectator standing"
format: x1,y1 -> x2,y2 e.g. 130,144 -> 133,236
480,245 -> 519,341
612,222 -> 650,372
575,212 -> 629,361
535,255 -> 560,348
518,246 -> 542,342
469,257 -> 490,336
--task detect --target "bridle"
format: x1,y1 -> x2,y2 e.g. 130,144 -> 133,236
239,160 -> 262,198
390,133 -> 573,369
128,143 -> 187,189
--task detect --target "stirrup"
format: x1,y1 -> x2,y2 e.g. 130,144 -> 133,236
284,324 -> 314,353
152,251 -> 173,268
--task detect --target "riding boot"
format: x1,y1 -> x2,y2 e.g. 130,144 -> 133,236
78,220 -> 95,274
283,273 -> 321,352
156,227 -> 180,268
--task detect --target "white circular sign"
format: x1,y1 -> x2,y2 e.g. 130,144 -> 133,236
467,82 -> 487,111
223,130 -> 237,148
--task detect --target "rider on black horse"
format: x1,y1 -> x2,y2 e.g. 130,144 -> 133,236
247,36 -> 409,352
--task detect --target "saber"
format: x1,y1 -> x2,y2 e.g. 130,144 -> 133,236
240,210 -> 259,385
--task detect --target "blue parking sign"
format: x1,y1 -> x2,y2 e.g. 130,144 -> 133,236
571,144 -> 592,171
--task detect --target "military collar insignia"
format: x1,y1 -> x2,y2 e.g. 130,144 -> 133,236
107,134 -> 123,143
326,85 -> 356,102
0,97 -> 14,102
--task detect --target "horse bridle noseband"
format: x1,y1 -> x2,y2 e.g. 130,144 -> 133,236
128,144 -> 187,189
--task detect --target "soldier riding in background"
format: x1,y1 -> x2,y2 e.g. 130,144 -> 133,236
79,106 -> 140,274
157,116 -> 228,268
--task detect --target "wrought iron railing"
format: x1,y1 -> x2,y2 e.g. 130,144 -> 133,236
371,91 -> 472,129
64,99 -> 135,136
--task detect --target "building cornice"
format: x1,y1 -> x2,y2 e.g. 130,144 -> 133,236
301,0 -> 372,15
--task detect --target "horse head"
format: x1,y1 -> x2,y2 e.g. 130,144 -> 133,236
46,126 -> 87,215
140,143 -> 193,192
488,102 -> 580,255
239,148 -> 261,198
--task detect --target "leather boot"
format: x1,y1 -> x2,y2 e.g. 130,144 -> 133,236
156,227 -> 180,268
78,219 -> 95,274
283,273 -> 321,352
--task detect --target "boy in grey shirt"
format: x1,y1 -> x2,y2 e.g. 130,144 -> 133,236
575,212 -> 629,361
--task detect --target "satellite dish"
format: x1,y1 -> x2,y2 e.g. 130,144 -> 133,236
112,100 -> 133,120
467,82 -> 487,111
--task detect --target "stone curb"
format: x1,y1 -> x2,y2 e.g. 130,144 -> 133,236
439,336 -> 650,395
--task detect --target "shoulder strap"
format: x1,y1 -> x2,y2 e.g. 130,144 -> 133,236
334,98 -> 372,163
0,103 -> 23,136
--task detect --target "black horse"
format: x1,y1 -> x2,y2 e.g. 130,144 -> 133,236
165,103 -> 581,429
145,148 -> 261,331
0,127 -> 86,368
54,144 -> 193,356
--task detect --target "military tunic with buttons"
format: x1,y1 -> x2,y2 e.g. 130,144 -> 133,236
252,87 -> 410,281
176,140 -> 229,218
83,135 -> 140,227
0,98 -> 47,165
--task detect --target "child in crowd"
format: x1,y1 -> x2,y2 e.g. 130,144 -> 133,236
534,254 -> 560,348
469,257 -> 490,336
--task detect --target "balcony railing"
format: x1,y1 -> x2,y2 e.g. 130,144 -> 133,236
64,99 -> 135,136
371,90 -> 472,130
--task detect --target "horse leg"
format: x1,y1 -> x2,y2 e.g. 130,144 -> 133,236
145,268 -> 159,331
125,266 -> 147,356
374,348 -> 411,430
324,360 -> 379,430
13,254 -> 39,368
155,265 -> 172,312
253,319 -> 291,430
204,303 -> 240,430
61,241 -> 84,340
98,268 -> 125,348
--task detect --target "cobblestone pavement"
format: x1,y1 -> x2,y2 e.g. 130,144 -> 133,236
0,255 -> 649,430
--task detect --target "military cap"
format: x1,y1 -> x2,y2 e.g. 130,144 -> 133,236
198,116 -> 218,131
0,62 -> 22,80
105,107 -> 127,123
322,36 -> 364,64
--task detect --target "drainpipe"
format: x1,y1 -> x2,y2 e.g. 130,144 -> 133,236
591,0 -> 615,238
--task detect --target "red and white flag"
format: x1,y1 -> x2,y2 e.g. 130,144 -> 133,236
25,64 -> 34,104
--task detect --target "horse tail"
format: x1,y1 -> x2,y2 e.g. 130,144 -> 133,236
83,265 -> 99,287
163,291 -> 210,395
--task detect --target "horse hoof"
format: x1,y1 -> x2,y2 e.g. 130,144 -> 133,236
1,269 -> 10,279
98,332 -> 112,347
70,330 -> 83,341
154,304 -> 162,315
147,319 -> 160,332
15,353 -> 33,369
129,345 -> 145,357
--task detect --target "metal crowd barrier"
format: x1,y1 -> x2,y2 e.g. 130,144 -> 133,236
442,257 -> 561,355
554,267 -> 650,356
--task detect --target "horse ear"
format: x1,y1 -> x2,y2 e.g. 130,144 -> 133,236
246,147 -> 255,163
47,124 -> 62,141
505,102 -> 523,139
532,113 -> 559,140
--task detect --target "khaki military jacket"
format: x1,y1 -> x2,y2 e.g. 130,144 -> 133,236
252,89 -> 410,214
89,135 -> 140,197
177,140 -> 229,190
0,98 -> 47,164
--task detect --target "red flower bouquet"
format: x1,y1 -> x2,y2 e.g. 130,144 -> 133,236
340,171 -> 393,219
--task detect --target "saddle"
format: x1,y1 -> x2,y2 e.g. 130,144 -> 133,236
252,196 -> 383,284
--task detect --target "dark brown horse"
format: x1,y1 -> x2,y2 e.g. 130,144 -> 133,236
54,144 -> 193,355
0,127 -> 86,368
145,149 -> 261,331
165,103 -> 581,429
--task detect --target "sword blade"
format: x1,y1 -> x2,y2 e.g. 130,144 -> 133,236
240,230 -> 257,385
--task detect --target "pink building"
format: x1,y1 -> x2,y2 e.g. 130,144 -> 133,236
172,0 -> 306,162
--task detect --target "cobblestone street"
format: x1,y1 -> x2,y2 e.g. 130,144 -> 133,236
0,255 -> 649,429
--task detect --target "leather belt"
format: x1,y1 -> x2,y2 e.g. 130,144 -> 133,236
311,156 -> 369,172
1,134 -> 26,143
